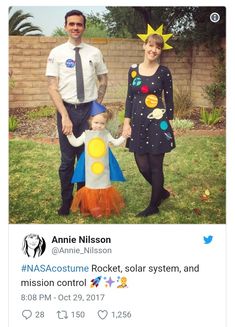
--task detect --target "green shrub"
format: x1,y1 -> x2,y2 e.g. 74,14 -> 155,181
9,69 -> 15,89
171,118 -> 194,131
9,78 -> 15,89
200,107 -> 223,125
203,82 -> 226,107
173,86 -> 192,119
118,109 -> 125,125
106,109 -> 125,137
9,116 -> 18,132
27,105 -> 55,119
106,113 -> 120,137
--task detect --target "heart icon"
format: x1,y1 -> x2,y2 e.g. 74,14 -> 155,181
97,310 -> 108,320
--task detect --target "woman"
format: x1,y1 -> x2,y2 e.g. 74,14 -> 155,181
22,234 -> 46,257
122,32 -> 175,217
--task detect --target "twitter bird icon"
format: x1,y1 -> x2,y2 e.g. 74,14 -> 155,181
203,235 -> 213,244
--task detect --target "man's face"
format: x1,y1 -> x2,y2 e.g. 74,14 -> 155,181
65,15 -> 85,42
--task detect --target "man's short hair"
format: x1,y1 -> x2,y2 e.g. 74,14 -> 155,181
65,10 -> 86,28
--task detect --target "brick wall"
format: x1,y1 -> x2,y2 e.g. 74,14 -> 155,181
9,36 -> 225,109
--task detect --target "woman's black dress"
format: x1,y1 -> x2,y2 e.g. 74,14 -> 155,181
125,64 -> 176,154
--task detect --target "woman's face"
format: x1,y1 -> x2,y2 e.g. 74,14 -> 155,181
144,39 -> 162,61
26,234 -> 40,249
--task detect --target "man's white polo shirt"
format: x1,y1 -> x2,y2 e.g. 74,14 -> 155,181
46,41 -> 108,104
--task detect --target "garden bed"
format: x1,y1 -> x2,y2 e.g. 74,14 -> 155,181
9,104 -> 225,140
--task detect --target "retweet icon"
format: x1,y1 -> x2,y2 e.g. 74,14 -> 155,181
203,235 -> 213,244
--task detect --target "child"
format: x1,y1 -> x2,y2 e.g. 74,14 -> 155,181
67,101 -> 126,218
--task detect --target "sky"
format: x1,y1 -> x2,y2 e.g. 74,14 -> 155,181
11,6 -> 108,36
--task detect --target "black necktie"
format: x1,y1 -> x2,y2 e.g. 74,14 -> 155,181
74,47 -> 84,102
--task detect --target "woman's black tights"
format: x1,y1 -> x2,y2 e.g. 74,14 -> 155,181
134,152 -> 166,216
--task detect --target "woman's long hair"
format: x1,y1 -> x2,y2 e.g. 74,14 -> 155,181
22,234 -> 46,257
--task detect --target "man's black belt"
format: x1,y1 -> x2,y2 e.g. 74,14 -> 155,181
63,101 -> 80,109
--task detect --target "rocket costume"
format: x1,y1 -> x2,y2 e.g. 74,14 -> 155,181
67,102 -> 126,218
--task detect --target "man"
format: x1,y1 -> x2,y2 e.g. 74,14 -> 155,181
46,10 -> 108,215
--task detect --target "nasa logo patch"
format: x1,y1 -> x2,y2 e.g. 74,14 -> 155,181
65,59 -> 75,68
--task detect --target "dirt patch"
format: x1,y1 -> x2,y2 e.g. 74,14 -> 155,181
9,107 -> 57,139
174,129 -> 225,137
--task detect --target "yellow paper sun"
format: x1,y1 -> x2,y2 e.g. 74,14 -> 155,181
137,24 -> 173,50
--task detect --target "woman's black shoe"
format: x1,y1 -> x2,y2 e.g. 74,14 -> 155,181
136,206 -> 159,217
161,189 -> 170,200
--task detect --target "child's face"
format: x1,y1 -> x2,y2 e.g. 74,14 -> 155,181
91,114 -> 107,131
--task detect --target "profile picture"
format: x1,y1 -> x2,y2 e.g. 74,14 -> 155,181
22,234 -> 46,257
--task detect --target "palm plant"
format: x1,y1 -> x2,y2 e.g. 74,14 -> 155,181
9,7 -> 43,36
51,27 -> 67,37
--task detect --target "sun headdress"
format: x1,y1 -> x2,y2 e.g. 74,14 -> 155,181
137,24 -> 173,50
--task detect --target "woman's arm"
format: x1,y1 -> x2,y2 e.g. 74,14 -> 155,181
124,67 -> 134,118
122,117 -> 131,137
123,67 -> 134,137
67,133 -> 85,147
162,67 -> 174,120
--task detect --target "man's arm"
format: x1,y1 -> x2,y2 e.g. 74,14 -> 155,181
97,73 -> 108,103
47,76 -> 73,135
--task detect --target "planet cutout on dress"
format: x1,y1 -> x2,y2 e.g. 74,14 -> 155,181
132,77 -> 142,87
131,71 -> 137,78
147,108 -> 166,120
145,94 -> 158,108
141,85 -> 149,94
160,121 -> 168,130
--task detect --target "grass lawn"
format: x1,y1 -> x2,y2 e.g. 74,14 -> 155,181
9,134 -> 225,224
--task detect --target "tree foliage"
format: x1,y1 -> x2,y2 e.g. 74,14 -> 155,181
102,6 -> 225,51
174,7 -> 225,52
51,27 -> 67,37
9,7 -> 43,36
51,14 -> 108,38
103,7 -> 193,38
84,14 -> 108,38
